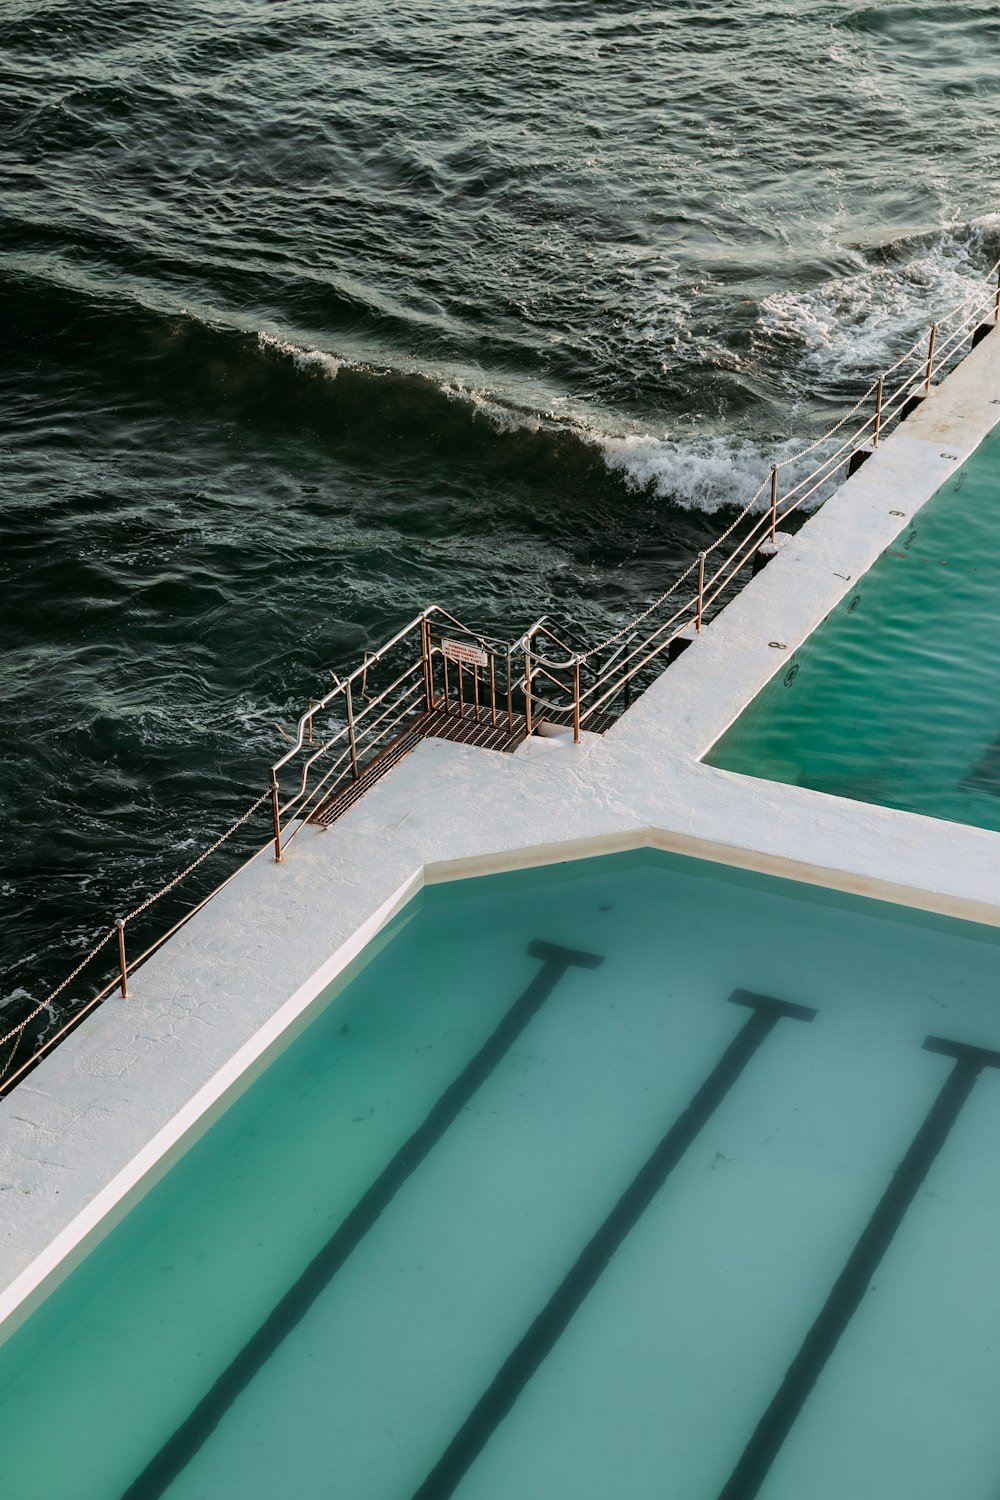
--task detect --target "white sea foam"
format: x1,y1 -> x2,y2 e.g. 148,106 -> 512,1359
0,985 -> 36,1014
600,433 -> 773,513
760,215 -> 1000,382
599,216 -> 1000,517
598,430 -> 846,515
257,330 -> 343,378
440,379 -> 542,434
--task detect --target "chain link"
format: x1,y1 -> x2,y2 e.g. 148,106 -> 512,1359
121,791 -> 269,924
0,927 -> 117,1067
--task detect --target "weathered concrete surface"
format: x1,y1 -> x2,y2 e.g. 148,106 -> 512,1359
3,327 -> 1000,1340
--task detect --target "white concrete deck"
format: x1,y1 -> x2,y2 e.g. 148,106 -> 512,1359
3,327 -> 1000,1342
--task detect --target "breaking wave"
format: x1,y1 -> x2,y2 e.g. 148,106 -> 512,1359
257,330 -> 343,380
254,329 -> 831,516
760,214 -> 1000,382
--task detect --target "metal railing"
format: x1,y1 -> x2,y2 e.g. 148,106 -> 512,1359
2,259 -> 999,1097
267,605 -> 523,859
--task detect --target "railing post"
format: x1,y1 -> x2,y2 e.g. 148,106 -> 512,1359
769,465 -> 778,544
269,768 -> 283,863
442,654 -> 450,714
696,551 -> 706,633
874,376 -> 884,447
506,648 -> 513,732
924,322 -> 937,393
473,662 -> 481,722
116,918 -> 129,1000
420,618 -> 433,713
573,659 -> 581,744
524,648 -> 533,735
457,661 -> 465,719
489,652 -> 497,727
345,681 -> 360,780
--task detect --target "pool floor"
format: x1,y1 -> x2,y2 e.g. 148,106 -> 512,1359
706,422 -> 1000,832
2,851 -> 1000,1499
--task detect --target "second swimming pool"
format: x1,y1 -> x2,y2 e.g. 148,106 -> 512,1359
1,850 -> 1000,1499
707,423 -> 1000,832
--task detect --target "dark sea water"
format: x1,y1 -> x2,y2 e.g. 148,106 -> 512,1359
3,0 -> 1000,1036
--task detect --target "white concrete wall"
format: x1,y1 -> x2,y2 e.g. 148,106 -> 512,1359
3,327 -> 1000,1343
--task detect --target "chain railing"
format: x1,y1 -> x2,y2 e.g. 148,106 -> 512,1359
3,260 -> 999,1098
0,793 -> 272,1096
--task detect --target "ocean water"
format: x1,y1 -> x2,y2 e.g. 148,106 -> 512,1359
3,1 -> 1000,1031
706,422 -> 1000,831
3,851 -> 1000,1500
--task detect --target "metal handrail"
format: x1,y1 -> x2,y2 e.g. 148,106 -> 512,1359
278,661 -> 425,814
272,608 -> 433,778
267,604 -> 532,857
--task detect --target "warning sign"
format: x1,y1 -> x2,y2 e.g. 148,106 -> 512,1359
442,637 -> 489,669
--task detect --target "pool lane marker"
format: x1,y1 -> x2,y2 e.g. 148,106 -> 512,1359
410,988 -> 816,1500
716,1034 -> 1000,1500
120,938 -> 604,1500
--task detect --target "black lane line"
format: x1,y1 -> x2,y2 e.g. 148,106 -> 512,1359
716,1034 -> 1000,1500
961,730 -> 1000,796
411,987 -> 816,1500
121,938 -> 604,1500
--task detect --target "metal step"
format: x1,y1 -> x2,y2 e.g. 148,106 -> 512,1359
422,705 -> 529,753
311,693 -> 628,830
312,705 -> 530,828
312,723 -> 427,828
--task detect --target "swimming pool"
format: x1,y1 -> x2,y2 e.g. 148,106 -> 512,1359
706,424 -> 1000,832
2,849 -> 1000,1500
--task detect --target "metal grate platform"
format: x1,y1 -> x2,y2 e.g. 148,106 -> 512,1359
313,705 -> 529,828
422,705 -> 529,753
312,723 -> 426,828
312,700 -> 623,831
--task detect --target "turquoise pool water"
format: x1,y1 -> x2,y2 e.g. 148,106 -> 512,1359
2,850 -> 1000,1500
706,424 -> 1000,832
